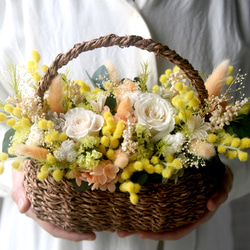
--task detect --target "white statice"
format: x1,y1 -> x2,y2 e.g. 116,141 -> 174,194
54,139 -> 77,162
187,114 -> 211,140
163,132 -> 186,155
26,124 -> 44,146
134,92 -> 176,141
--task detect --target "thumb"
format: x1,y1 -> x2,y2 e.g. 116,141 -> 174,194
11,169 -> 31,213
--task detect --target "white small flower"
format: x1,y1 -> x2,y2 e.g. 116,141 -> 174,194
134,92 -> 176,141
89,94 -> 107,113
187,114 -> 210,140
26,124 -> 44,146
16,66 -> 36,98
66,151 -> 78,162
164,132 -> 186,154
156,86 -> 175,99
63,107 -> 104,141
54,139 -> 77,162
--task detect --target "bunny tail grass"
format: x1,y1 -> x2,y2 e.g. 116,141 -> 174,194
205,60 -> 229,98
49,75 -> 64,114
15,144 -> 49,161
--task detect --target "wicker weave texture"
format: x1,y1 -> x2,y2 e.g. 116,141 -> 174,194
24,160 -> 223,233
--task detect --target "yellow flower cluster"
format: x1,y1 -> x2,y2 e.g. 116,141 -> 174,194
208,133 -> 250,161
37,154 -> 66,182
74,79 -> 91,94
171,82 -> 200,122
0,104 -> 22,125
0,153 -> 8,174
159,67 -> 176,86
38,119 -> 67,145
99,112 -> 124,160
0,103 -> 32,154
226,65 -> 234,85
118,154 -> 183,204
27,50 -> 48,83
0,153 -> 23,174
119,181 -> 141,204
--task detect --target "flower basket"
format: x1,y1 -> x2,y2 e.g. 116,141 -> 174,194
1,34 -> 249,233
23,34 -> 225,233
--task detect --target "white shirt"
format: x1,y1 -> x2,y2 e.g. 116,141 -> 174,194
0,0 -> 250,249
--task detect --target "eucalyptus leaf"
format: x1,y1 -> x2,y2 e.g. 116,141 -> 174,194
86,71 -> 97,88
86,65 -> 108,90
2,128 -> 16,157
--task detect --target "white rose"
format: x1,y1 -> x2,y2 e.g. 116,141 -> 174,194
63,107 -> 104,141
134,93 -> 176,141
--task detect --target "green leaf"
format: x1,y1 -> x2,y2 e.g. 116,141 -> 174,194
225,114 -> 250,138
70,179 -> 92,192
147,173 -> 162,183
86,65 -> 108,90
130,171 -> 148,186
105,95 -> 117,112
2,128 -> 16,157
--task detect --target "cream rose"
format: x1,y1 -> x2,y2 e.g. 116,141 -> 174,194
63,107 -> 104,141
134,93 -> 176,141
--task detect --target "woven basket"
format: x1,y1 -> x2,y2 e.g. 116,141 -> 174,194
23,34 -> 225,233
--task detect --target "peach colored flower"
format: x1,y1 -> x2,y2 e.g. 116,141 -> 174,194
116,79 -> 141,105
117,79 -> 137,96
113,150 -> 129,169
68,169 -> 84,187
80,161 -> 119,192
114,96 -> 135,124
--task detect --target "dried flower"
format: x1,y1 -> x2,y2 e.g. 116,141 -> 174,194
0,52 -> 249,205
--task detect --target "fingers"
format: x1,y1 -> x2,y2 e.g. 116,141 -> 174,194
26,208 -> 96,241
207,190 -> 228,211
11,169 -> 30,213
207,165 -> 233,212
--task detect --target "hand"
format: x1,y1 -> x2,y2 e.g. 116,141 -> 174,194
11,169 -> 96,241
117,165 -> 233,241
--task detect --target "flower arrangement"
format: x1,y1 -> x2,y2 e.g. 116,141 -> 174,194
0,50 -> 250,205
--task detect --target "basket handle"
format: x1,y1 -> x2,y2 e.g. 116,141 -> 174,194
36,34 -> 208,106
